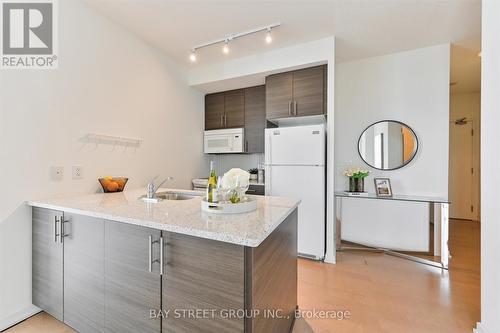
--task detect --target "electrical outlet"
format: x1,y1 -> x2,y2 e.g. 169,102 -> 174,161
72,165 -> 83,180
50,166 -> 64,181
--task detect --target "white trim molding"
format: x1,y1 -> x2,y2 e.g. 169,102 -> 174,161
0,305 -> 41,331
474,322 -> 490,333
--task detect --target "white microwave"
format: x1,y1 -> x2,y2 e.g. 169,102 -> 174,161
204,128 -> 244,154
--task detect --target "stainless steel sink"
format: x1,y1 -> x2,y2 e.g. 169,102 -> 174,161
158,192 -> 196,200
139,191 -> 200,203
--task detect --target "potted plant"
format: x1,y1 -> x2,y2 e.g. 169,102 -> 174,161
344,168 -> 370,192
248,168 -> 258,181
220,168 -> 250,203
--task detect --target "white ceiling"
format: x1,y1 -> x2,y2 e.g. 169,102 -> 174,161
83,0 -> 481,92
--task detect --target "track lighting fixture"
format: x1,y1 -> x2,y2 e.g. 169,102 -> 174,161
188,23 -> 281,62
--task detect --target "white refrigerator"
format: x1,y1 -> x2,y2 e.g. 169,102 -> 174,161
265,124 -> 326,260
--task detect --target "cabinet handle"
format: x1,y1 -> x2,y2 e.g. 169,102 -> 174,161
159,236 -> 164,276
54,216 -> 59,243
294,101 -> 297,116
224,114 -> 227,127
220,114 -> 223,127
288,101 -> 292,116
60,219 -> 69,243
148,235 -> 153,273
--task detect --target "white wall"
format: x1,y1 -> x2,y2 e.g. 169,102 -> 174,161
450,92 -> 480,221
0,0 -> 205,329
210,154 -> 264,178
477,1 -> 500,332
189,37 -> 337,264
335,44 -> 450,197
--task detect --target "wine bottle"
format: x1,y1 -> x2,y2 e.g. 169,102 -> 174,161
207,161 -> 218,203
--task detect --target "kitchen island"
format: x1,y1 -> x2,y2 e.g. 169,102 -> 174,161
28,189 -> 299,333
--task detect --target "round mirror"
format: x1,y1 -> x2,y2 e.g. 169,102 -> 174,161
358,120 -> 418,170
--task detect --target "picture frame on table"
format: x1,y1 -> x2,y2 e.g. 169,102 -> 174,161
374,178 -> 393,197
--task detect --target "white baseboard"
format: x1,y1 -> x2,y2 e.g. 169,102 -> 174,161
474,322 -> 489,333
0,305 -> 41,331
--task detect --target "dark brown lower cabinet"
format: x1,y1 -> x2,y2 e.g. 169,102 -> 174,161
245,209 -> 298,333
161,233 -> 245,333
63,213 -> 105,333
32,207 -> 298,333
104,220 -> 162,333
162,209 -> 297,333
32,208 -> 64,322
246,185 -> 265,196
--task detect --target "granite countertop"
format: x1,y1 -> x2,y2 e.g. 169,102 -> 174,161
28,188 -> 300,247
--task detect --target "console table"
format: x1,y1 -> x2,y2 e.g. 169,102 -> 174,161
335,192 -> 450,269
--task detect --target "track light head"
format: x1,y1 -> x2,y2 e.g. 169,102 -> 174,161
265,28 -> 272,44
189,50 -> 197,62
222,40 -> 230,54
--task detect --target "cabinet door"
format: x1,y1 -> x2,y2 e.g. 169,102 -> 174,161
246,184 -> 265,196
104,221 -> 161,333
162,232 -> 245,333
32,207 -> 64,321
224,89 -> 245,128
244,86 -> 266,153
292,65 -> 326,116
64,213 -> 105,333
266,72 -> 293,120
205,93 -> 225,130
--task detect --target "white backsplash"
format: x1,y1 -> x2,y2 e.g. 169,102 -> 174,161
205,153 -> 264,178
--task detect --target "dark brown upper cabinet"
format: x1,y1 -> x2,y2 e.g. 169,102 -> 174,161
266,65 -> 327,120
244,85 -> 266,153
265,72 -> 293,119
204,90 -> 245,130
205,93 -> 225,130
204,86 -> 266,153
224,89 -> 245,128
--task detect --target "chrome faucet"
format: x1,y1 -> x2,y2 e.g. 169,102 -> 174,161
147,176 -> 174,199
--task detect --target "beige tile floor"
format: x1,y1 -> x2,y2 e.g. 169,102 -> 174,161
5,219 -> 479,333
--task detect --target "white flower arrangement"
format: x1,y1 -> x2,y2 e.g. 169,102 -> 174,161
344,167 -> 370,179
220,168 -> 250,189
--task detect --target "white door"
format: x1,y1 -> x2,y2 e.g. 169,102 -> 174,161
267,165 -> 325,259
449,120 -> 474,220
265,125 -> 325,166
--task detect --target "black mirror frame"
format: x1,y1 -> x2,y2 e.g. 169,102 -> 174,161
357,120 -> 419,171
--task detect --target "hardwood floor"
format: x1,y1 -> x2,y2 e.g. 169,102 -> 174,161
4,220 -> 479,333
294,219 -> 480,333
3,312 -> 74,333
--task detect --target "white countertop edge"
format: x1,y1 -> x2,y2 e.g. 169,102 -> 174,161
26,198 -> 300,248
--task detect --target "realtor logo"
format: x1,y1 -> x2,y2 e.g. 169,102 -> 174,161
1,0 -> 58,69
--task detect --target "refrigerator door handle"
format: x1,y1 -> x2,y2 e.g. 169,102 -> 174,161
269,134 -> 274,167
265,165 -> 272,196
264,131 -> 272,196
